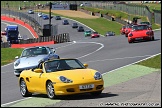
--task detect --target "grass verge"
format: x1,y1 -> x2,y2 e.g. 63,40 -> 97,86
1,48 -> 23,66
136,54 -> 161,69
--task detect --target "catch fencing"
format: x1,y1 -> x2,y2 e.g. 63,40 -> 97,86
1,8 -> 43,37
153,10 -> 161,25
71,1 -> 161,25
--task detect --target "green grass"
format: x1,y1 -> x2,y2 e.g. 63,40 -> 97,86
1,48 -> 24,66
136,54 -> 161,69
38,11 -> 123,35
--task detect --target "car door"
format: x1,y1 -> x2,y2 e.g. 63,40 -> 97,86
29,65 -> 46,93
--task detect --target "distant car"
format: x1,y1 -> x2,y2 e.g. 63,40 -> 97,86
128,24 -> 154,43
28,9 -> 34,14
91,32 -> 100,38
77,26 -> 84,32
120,26 -> 126,35
84,30 -> 92,37
62,20 -> 69,25
55,16 -> 61,20
42,15 -> 49,20
71,23 -> 78,28
14,46 -> 60,77
139,21 -> 152,28
105,31 -> 115,36
38,12 -> 43,17
125,24 -> 133,37
1,30 -> 6,35
19,58 -> 104,99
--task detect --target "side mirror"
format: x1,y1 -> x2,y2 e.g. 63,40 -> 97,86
53,48 -> 56,53
83,64 -> 88,68
34,69 -> 43,73
15,56 -> 19,59
50,48 -> 56,53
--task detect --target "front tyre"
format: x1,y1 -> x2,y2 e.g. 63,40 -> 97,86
20,78 -> 32,97
46,81 -> 56,99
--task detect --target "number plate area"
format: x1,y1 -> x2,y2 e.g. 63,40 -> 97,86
135,38 -> 143,40
79,84 -> 94,89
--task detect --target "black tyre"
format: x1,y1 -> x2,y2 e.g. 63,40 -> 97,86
20,79 -> 32,97
91,90 -> 102,96
57,56 -> 60,59
16,75 -> 20,77
46,81 -> 56,99
152,36 -> 155,41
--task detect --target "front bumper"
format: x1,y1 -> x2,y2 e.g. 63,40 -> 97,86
14,65 -> 37,76
129,35 -> 153,41
54,80 -> 104,95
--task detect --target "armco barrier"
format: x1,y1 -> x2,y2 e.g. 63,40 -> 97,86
1,15 -> 39,38
1,33 -> 70,48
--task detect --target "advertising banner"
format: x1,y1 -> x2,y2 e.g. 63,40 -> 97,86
52,4 -> 69,10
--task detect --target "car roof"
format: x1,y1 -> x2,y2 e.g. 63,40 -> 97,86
24,46 -> 48,50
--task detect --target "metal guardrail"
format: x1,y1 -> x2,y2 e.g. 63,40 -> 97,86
1,33 -> 70,48
1,8 -> 43,37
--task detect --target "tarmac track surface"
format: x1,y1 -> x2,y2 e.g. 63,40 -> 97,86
1,11 -> 161,106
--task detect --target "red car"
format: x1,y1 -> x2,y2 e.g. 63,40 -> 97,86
120,26 -> 126,35
125,24 -> 133,37
91,32 -> 100,38
1,31 -> 6,35
128,24 -> 154,43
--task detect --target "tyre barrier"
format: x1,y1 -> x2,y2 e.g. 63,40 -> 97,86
1,33 -> 70,48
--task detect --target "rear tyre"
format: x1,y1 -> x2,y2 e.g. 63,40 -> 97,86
46,81 -> 56,99
91,91 -> 102,96
20,78 -> 32,97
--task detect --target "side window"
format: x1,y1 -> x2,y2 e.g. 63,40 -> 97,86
38,62 -> 43,69
46,47 -> 51,54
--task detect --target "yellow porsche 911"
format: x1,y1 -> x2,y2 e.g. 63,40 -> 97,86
19,58 -> 104,99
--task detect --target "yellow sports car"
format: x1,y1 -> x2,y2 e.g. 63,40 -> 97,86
19,58 -> 104,99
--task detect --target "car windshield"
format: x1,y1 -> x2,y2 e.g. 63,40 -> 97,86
86,30 -> 91,33
73,23 -> 77,25
133,25 -> 148,30
64,20 -> 68,22
107,31 -> 112,34
21,47 -> 48,57
122,26 -> 126,28
127,25 -> 132,28
44,59 -> 85,73
140,22 -> 150,25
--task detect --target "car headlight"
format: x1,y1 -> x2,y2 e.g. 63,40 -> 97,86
14,60 -> 20,67
59,76 -> 73,83
94,72 -> 102,80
